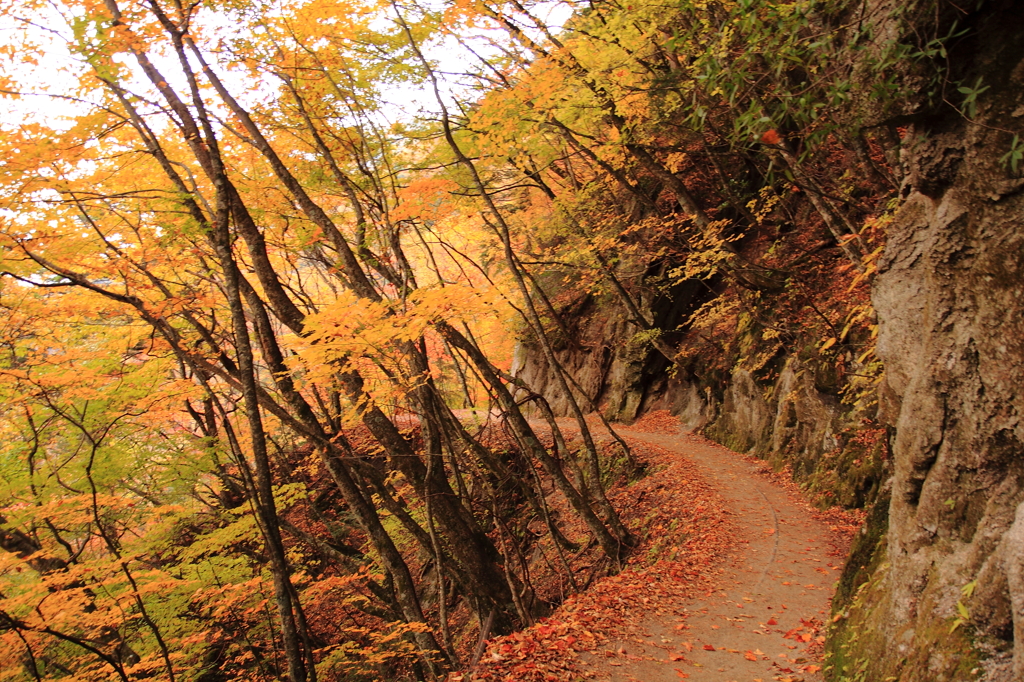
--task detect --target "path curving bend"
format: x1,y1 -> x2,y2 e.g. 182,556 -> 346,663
583,428 -> 841,682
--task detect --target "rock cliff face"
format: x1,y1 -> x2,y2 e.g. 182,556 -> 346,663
829,2 -> 1024,678
515,1 -> 1024,677
511,291 -> 715,429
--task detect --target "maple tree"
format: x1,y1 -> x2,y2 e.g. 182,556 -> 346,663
0,0 -> 639,679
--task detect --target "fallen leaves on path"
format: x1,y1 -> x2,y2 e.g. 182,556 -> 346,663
630,410 -> 682,434
687,432 -> 865,558
459,437 -> 734,681
452,428 -> 856,681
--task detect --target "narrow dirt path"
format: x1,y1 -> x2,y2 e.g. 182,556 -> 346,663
467,417 -> 854,682
584,427 -> 841,682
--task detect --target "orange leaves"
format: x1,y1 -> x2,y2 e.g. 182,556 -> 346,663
391,177 -> 461,222
300,284 -> 503,365
780,618 -> 823,647
191,576 -> 270,621
473,436 -> 737,682
294,283 -> 512,410
631,409 -> 681,434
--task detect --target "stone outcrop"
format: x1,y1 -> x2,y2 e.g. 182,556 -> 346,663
825,1 -> 1024,679
514,307 -> 884,507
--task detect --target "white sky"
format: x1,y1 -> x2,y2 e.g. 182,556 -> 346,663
0,0 -> 574,133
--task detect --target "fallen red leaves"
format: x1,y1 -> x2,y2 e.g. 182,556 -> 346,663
688,431 -> 866,558
458,433 -> 735,681
629,409 -> 682,434
449,426 -> 849,681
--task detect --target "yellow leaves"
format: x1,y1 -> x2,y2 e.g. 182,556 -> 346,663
686,297 -> 739,334
316,616 -> 430,677
665,219 -> 740,283
299,284 -> 504,374
847,243 -> 886,291
950,599 -> 971,633
410,284 -> 500,325
178,512 -> 261,564
470,86 -> 538,150
288,283 -> 511,415
664,152 -> 689,173
746,186 -> 783,224
189,576 -> 269,620
286,0 -> 382,40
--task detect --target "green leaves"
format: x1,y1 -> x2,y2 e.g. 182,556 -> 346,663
1000,134 -> 1023,175
957,77 -> 990,119
949,580 -> 977,632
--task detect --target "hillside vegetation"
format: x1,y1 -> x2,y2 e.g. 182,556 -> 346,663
0,0 -> 1020,680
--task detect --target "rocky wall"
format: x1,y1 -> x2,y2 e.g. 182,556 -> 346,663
513,310 -> 884,509
823,0 -> 1024,679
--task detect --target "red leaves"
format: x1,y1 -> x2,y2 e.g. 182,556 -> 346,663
472,431 -> 841,681
630,409 -> 681,434
534,624 -> 555,638
471,435 -> 736,681
781,617 -> 824,647
760,129 -> 782,145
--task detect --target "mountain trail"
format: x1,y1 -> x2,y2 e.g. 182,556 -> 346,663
466,416 -> 857,682
581,426 -> 844,682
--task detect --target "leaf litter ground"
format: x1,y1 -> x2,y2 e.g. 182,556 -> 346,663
452,412 -> 861,682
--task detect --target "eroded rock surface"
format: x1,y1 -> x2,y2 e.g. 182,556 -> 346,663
825,1 -> 1024,678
